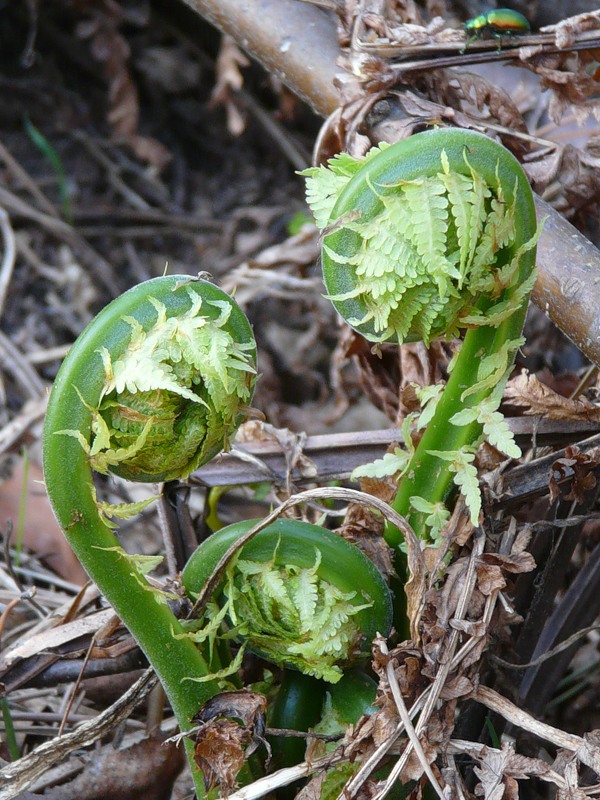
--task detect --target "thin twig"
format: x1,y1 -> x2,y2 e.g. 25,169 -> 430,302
0,668 -> 157,799
0,208 -> 17,317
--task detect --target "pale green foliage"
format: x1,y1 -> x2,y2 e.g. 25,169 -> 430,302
415,384 -> 445,429
408,496 -> 451,545
91,546 -> 179,603
60,289 -> 256,482
305,146 -> 538,345
351,448 -> 411,481
426,447 -> 481,524
96,495 -> 159,527
187,544 -> 373,683
351,415 -> 415,481
450,398 -> 521,459
461,337 -> 525,401
299,145 -> 388,229
182,640 -> 247,685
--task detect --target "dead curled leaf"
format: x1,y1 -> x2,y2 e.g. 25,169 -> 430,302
505,370 -> 600,421
192,691 -> 268,793
342,501 -> 396,583
76,0 -> 170,169
474,742 -> 560,800
549,445 -> 600,504
194,719 -> 252,795
211,35 -> 250,136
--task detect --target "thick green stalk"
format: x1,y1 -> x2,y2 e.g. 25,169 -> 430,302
388,305 -> 526,542
43,275 -> 257,794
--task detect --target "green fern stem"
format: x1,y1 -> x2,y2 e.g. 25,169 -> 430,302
388,311 -> 524,542
306,128 -> 537,546
42,276 -> 257,794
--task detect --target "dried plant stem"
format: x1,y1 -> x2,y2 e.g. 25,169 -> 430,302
378,640 -> 445,799
473,685 -> 593,757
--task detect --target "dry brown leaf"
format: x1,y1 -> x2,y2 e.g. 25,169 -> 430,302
505,370 -> 600,421
475,562 -> 506,596
192,690 -> 268,792
446,70 -> 528,133
236,420 -> 317,489
438,674 -> 474,701
77,1 -> 170,170
549,446 -> 600,504
542,10 -> 600,49
1,457 -> 86,583
474,743 -> 520,800
295,771 -> 327,800
211,35 -> 250,136
469,742 -> 563,800
194,719 -> 251,795
479,550 -> 536,578
557,759 -> 587,800
530,50 -> 600,126
342,501 -> 396,583
32,735 -> 184,800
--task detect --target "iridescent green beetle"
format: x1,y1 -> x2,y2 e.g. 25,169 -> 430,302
465,8 -> 530,42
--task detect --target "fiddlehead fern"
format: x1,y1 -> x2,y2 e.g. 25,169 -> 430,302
182,518 -> 393,683
43,275 -> 257,793
303,128 -> 539,545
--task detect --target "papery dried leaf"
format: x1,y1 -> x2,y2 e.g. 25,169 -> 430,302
77,3 -> 171,169
370,703 -> 403,748
439,674 -> 474,700
295,771 -> 327,800
522,144 -> 574,196
549,446 -> 600,504
524,48 -> 600,125
479,550 -> 536,577
446,70 -> 527,133
475,562 -> 506,595
401,731 -> 440,782
505,370 -> 600,421
542,10 -> 600,49
474,743 -> 519,800
211,35 -> 250,136
576,729 -> 600,774
195,690 -> 267,731
194,719 -> 252,794
435,557 -> 470,627
342,503 -> 396,582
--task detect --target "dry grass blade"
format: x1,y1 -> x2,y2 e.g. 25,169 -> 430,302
473,685 -> 600,772
378,639 -> 444,799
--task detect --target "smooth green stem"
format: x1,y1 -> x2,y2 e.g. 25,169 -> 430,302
387,306 -> 526,542
43,275 -> 256,796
